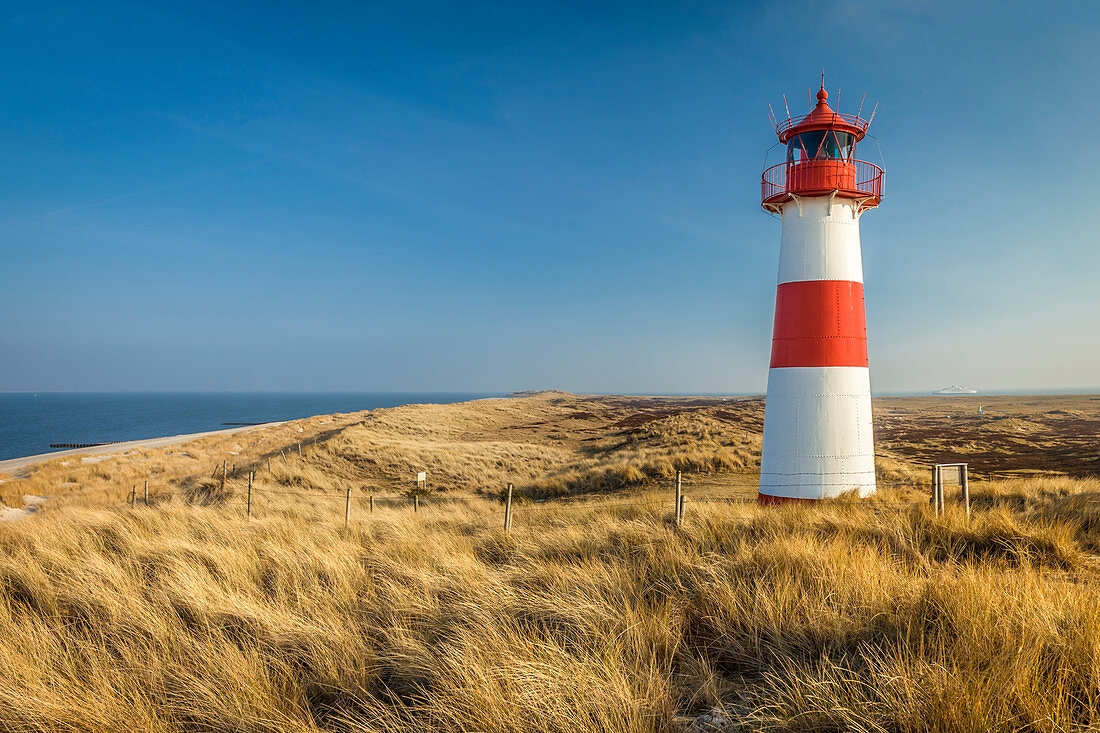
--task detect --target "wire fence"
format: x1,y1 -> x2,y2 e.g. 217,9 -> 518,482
120,460 -> 1046,534
105,427 -> 1097,530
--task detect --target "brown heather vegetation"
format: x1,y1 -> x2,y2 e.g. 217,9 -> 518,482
0,391 -> 1099,732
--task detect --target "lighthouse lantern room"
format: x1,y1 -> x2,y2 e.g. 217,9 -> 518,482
758,78 -> 884,503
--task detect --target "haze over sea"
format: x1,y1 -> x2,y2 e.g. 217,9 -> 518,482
0,392 -> 498,461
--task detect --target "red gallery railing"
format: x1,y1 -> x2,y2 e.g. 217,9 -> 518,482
762,159 -> 884,208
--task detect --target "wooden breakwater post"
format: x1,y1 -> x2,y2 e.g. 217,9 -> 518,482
247,471 -> 254,518
504,483 -> 514,531
674,471 -> 682,526
344,487 -> 351,527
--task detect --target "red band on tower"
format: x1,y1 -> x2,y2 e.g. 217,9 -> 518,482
770,280 -> 868,368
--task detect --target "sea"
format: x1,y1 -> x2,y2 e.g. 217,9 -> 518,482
0,392 -> 500,461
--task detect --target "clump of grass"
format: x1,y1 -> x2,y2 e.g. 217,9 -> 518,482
520,413 -> 761,498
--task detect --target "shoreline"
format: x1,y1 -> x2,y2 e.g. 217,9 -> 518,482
0,422 -> 283,476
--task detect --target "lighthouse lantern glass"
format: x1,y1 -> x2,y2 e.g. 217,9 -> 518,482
787,131 -> 855,163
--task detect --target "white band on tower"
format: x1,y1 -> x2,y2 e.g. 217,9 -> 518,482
777,198 -> 864,284
759,366 -> 875,499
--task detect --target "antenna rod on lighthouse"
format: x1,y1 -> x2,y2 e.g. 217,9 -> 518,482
782,94 -> 791,123
857,93 -> 866,119
768,103 -> 779,132
867,101 -> 880,127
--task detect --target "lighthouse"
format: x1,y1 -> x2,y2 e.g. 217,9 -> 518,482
758,79 -> 884,503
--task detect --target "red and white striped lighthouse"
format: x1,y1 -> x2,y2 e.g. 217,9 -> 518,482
758,79 -> 884,503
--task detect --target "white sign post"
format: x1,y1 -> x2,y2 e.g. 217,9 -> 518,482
417,472 -> 427,491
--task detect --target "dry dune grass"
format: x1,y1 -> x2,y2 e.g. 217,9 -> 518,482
1,392 -> 775,510
1,482 -> 1100,731
6,391 -> 1095,512
0,412 -> 365,509
523,413 -> 760,498
294,396 -> 763,498
2,393 -> 1100,730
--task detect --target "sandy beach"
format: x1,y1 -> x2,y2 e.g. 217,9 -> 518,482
0,421 -> 282,477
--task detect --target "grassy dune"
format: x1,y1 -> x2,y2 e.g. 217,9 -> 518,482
1,393 -> 1099,731
1,392 -> 772,510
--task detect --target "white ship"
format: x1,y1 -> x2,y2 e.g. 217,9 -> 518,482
934,385 -> 978,395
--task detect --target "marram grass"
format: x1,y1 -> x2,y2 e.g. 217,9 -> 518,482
1,484 -> 1100,731
2,393 -> 1099,731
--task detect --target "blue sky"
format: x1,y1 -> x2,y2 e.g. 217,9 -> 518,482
2,1 -> 1098,393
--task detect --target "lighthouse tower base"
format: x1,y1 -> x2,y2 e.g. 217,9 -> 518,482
759,367 -> 876,501
758,195 -> 876,502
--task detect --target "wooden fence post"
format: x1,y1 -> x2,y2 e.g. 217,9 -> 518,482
247,471 -> 253,519
679,495 -> 687,524
130,485 -> 136,509
298,443 -> 302,456
674,471 -> 682,527
939,468 -> 946,515
504,483 -> 513,531
221,461 -> 227,492
370,494 -> 374,513
961,465 -> 970,521
934,466 -> 945,515
414,495 -> 419,513
144,480 -> 149,505
930,466 -> 939,514
345,487 -> 351,527
933,466 -> 940,515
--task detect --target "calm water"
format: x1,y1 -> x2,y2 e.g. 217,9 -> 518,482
0,392 -> 499,461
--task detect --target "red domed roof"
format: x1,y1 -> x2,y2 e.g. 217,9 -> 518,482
775,82 -> 871,143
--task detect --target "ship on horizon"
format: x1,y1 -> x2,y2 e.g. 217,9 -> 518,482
934,385 -> 979,395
